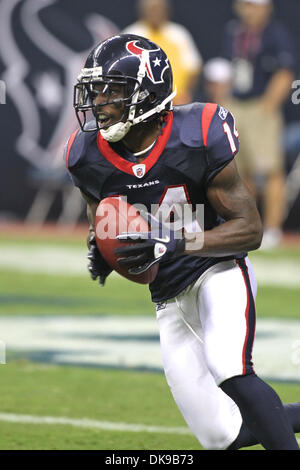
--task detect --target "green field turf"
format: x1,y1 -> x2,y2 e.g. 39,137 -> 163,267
0,264 -> 299,319
0,360 -> 299,450
0,236 -> 299,450
0,270 -> 153,316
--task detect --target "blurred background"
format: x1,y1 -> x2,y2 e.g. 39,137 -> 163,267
0,0 -> 299,450
0,0 -> 299,237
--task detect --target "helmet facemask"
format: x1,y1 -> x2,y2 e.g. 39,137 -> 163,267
74,72 -> 148,137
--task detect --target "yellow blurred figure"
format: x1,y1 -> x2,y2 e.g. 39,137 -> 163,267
123,0 -> 202,105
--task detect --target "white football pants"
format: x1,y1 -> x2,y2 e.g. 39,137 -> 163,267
155,258 -> 257,450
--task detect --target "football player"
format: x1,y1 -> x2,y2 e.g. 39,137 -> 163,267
65,34 -> 300,450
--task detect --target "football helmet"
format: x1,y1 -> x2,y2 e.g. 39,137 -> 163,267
74,34 -> 176,142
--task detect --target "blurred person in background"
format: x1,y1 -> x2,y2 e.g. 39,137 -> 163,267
223,0 -> 296,248
123,0 -> 202,105
203,57 -> 234,106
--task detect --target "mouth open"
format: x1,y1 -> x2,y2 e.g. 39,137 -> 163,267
97,113 -> 113,129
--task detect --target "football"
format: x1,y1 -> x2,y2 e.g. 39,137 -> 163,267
94,196 -> 159,284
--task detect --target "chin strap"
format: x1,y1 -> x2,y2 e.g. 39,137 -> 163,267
99,121 -> 132,142
99,86 -> 177,142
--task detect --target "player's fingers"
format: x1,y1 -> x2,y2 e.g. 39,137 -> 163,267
87,245 -> 99,260
129,259 -> 158,275
88,262 -> 98,278
128,264 -> 150,275
117,232 -> 148,242
87,248 -> 95,259
117,253 -> 148,267
90,271 -> 98,281
114,243 -> 149,256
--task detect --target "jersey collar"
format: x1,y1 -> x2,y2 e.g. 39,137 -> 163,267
97,112 -> 173,177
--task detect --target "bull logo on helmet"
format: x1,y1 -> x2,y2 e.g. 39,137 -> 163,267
126,40 -> 169,85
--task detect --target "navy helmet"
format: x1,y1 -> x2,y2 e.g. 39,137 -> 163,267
74,34 -> 176,141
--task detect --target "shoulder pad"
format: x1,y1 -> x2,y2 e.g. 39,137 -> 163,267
64,123 -> 97,169
174,103 -> 217,148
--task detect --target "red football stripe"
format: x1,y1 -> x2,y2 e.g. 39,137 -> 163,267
97,112 -> 173,175
65,128 -> 80,169
236,261 -> 250,375
201,103 -> 217,147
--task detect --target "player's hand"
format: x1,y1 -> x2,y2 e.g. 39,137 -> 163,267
87,235 -> 112,286
114,210 -> 185,275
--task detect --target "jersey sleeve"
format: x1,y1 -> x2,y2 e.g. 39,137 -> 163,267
63,128 -> 83,171
63,127 -> 99,200
63,125 -> 115,202
63,128 -> 86,191
203,104 -> 239,184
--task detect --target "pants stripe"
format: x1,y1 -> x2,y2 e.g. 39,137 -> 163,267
236,259 -> 256,375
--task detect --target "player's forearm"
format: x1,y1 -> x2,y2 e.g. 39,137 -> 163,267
86,204 -> 97,246
184,217 -> 262,257
87,202 -> 96,230
80,190 -> 98,247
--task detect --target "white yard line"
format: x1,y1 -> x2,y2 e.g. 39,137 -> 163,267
0,412 -> 298,448
0,244 -> 299,286
0,245 -> 87,275
0,412 -> 192,435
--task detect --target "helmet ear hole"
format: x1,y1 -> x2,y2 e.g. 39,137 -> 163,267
149,92 -> 156,103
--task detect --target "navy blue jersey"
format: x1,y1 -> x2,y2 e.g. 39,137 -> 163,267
65,103 -> 243,302
223,19 -> 296,100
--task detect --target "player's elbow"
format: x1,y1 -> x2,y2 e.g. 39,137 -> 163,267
247,219 -> 263,251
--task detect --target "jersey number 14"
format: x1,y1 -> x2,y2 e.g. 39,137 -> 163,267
223,118 -> 239,154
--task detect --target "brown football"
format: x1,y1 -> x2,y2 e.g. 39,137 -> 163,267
94,196 -> 159,284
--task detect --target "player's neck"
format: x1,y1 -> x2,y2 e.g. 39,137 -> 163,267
122,121 -> 162,161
